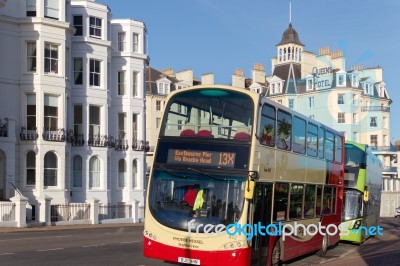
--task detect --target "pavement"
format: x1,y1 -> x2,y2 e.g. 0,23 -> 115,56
0,222 -> 144,234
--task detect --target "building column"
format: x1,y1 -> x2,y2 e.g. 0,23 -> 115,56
6,117 -> 16,141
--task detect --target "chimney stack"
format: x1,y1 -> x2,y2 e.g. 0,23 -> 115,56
161,68 -> 174,77
252,63 -> 266,84
201,73 -> 214,85
232,68 -> 245,88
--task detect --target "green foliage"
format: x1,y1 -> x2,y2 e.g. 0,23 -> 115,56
278,119 -> 291,138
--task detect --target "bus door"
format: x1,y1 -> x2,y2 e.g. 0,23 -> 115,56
251,183 -> 273,266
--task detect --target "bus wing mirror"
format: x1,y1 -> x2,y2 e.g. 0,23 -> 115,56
245,171 -> 258,200
245,180 -> 255,200
363,189 -> 369,202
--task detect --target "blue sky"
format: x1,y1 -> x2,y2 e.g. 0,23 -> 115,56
100,0 -> 400,142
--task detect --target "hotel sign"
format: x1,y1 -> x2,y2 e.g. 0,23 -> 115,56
312,67 -> 333,90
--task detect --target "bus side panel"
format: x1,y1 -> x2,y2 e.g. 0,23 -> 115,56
329,160 -> 344,186
144,236 -> 251,266
328,162 -> 343,246
280,234 -> 322,261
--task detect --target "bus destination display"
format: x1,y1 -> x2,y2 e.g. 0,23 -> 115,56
167,149 -> 236,168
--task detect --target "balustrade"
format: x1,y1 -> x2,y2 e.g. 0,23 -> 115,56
0,119 -> 7,137
42,128 -> 66,142
20,127 -> 38,140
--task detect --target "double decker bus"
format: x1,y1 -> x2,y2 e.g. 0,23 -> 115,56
144,85 -> 344,266
340,141 -> 382,244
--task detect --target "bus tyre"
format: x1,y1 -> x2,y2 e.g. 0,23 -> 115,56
317,234 -> 328,257
272,241 -> 281,266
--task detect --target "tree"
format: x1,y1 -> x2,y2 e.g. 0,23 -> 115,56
278,119 -> 291,149
261,123 -> 274,145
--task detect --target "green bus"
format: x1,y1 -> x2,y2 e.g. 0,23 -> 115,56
340,141 -> 382,244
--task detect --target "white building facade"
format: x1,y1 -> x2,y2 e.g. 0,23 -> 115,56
0,0 -> 148,222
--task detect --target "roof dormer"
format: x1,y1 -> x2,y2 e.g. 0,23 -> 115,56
335,70 -> 347,87
156,76 -> 171,95
361,78 -> 374,96
267,75 -> 284,95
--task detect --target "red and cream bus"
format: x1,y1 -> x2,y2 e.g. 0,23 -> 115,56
144,85 -> 344,265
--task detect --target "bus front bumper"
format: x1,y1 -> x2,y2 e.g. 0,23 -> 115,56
340,220 -> 362,243
143,236 -> 250,266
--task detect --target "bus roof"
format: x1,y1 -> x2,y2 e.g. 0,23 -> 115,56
345,141 -> 367,151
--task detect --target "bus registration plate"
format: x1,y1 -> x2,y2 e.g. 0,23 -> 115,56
178,257 -> 200,265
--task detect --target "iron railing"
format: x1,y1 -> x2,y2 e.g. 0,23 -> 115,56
0,202 -> 15,222
88,135 -> 110,147
370,145 -> 397,152
361,106 -> 390,112
66,130 -> 85,146
50,203 -> 90,222
132,139 -> 149,151
107,136 -> 116,148
98,204 -> 131,221
115,139 -> 129,151
382,166 -> 398,173
20,127 -> 38,140
42,128 -> 66,142
0,119 -> 7,137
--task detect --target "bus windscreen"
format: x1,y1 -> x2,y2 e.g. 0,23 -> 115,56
149,169 -> 246,232
161,89 -> 254,139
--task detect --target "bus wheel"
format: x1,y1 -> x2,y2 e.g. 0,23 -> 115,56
271,241 -> 281,266
317,234 -> 328,256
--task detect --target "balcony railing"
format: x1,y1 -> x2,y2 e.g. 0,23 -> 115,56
370,146 -> 397,152
132,139 -> 149,151
20,127 -> 38,140
0,119 -> 7,137
43,128 -> 66,142
106,136 -> 115,148
382,166 -> 397,173
88,134 -> 110,147
361,106 -> 390,112
66,130 -> 85,146
115,139 -> 129,151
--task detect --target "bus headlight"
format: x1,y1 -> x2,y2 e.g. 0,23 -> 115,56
223,243 -> 231,249
353,220 -> 362,229
223,241 -> 246,250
